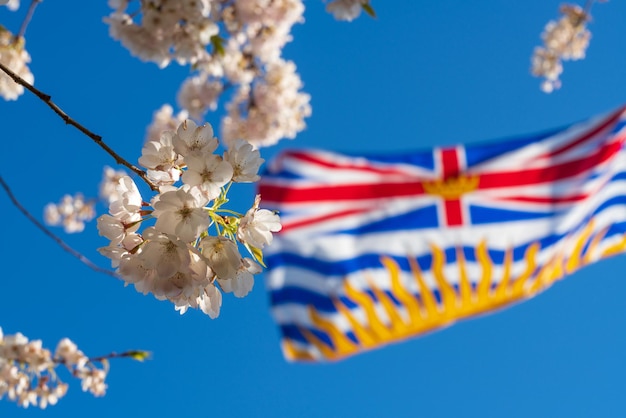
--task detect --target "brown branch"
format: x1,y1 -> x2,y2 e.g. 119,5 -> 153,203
0,61 -> 158,191
17,0 -> 42,39
0,174 -> 121,279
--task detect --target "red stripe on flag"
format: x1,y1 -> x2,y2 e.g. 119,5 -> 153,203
286,151 -> 414,177
490,194 -> 591,205
260,134 -> 624,205
478,137 -> 623,189
440,148 -> 460,178
259,181 -> 427,204
540,108 -> 625,159
280,207 -> 371,232
444,199 -> 463,226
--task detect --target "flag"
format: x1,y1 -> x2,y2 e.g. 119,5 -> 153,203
258,106 -> 626,362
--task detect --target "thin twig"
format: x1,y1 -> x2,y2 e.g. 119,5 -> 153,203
0,174 -> 120,279
17,0 -> 42,39
0,61 -> 158,191
89,350 -> 151,363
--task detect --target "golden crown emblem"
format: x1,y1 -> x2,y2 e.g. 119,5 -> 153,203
422,175 -> 479,199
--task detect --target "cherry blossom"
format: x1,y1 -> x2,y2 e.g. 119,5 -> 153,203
138,131 -> 183,186
0,28 -> 33,101
173,119 -> 218,157
109,176 -> 143,222
238,195 -> 282,249
531,3 -> 592,93
199,235 -> 243,281
224,139 -> 264,182
218,257 -> 261,298
198,283 -> 222,318
181,154 -> 234,199
152,188 -> 211,242
94,119 -> 281,318
44,194 -> 96,234
0,328 -> 122,409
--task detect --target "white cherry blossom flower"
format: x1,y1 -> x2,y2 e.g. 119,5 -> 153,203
98,245 -> 130,268
97,214 -> 140,246
97,215 -> 125,246
173,119 -> 218,158
139,130 -> 182,185
152,188 -> 210,242
0,29 -> 32,101
237,195 -> 282,248
218,257 -> 261,298
224,139 -> 264,182
182,154 -> 233,199
198,283 -> 222,318
140,228 -> 193,280
139,131 -> 180,171
199,236 -> 242,280
109,176 -> 143,222
117,251 -> 157,292
164,249 -> 211,300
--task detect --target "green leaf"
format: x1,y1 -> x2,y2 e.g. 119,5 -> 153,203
362,2 -> 377,18
126,350 -> 151,362
249,245 -> 266,268
211,35 -> 225,57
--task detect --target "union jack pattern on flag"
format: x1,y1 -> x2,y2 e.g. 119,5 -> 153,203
258,106 -> 626,362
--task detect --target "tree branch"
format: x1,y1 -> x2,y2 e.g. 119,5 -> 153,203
17,0 -> 42,39
0,174 -> 120,279
88,350 -> 151,363
0,61 -> 158,191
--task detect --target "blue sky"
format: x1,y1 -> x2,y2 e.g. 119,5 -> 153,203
2,1 -> 626,417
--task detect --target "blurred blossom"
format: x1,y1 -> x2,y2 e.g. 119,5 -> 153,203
0,328 -> 108,409
0,28 -> 33,101
531,3 -> 592,93
44,194 -> 95,233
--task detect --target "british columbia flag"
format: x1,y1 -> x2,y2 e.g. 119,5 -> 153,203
258,106 -> 626,362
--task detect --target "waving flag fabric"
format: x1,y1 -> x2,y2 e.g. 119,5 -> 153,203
258,106 -> 626,362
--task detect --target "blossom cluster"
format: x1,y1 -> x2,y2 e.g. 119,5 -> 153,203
44,193 -> 96,233
106,0 -> 315,148
42,167 -> 126,234
97,119 -> 281,318
0,328 -> 108,409
531,4 -> 592,93
0,26 -> 33,100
